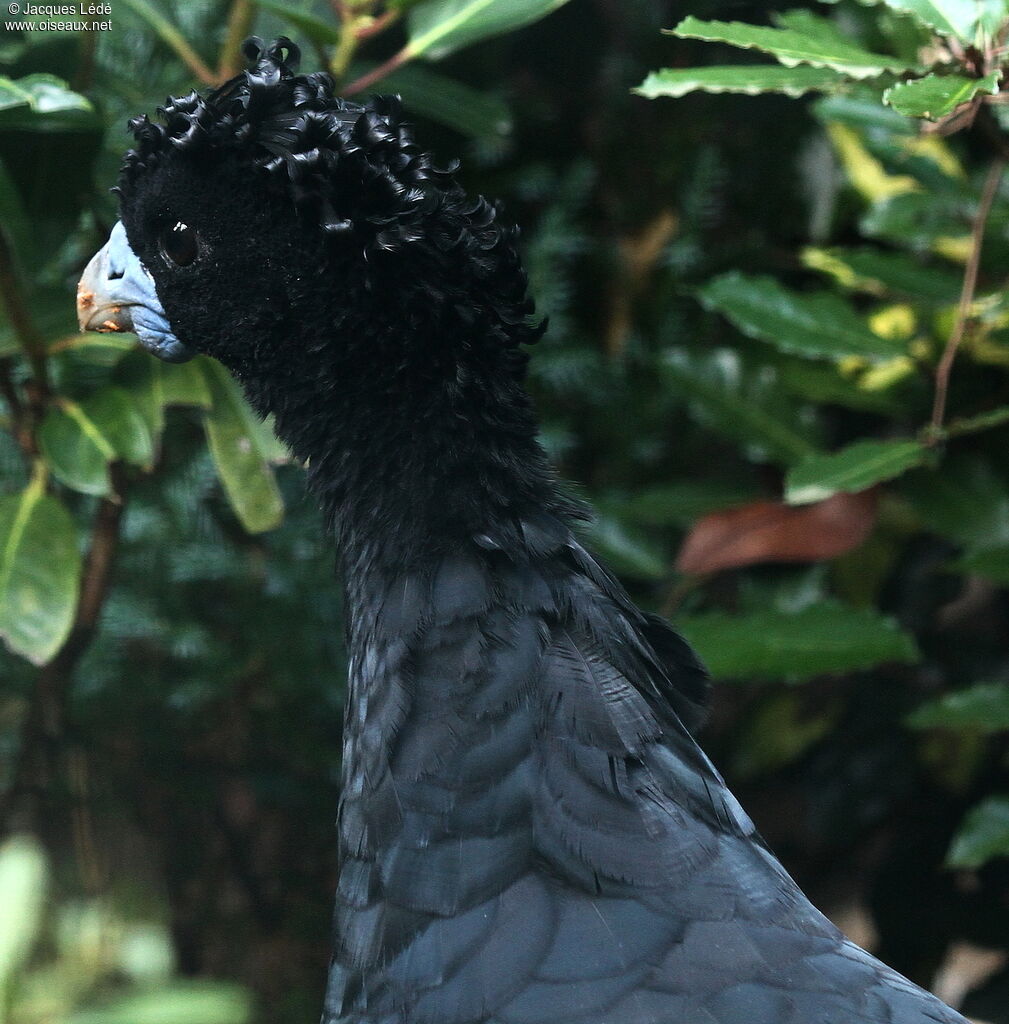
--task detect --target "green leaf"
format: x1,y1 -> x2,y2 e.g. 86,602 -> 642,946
802,246 -> 962,302
908,682 -> 1009,733
0,835 -> 47,1004
161,357 -> 213,409
40,389 -> 154,495
676,601 -> 919,682
945,406 -> 1009,439
406,0 -> 572,61
773,357 -> 903,415
250,0 -> 341,44
663,352 -> 819,466
202,361 -> 284,534
635,65 -> 849,99
0,480 -> 81,665
697,272 -> 906,360
884,71 -> 1000,119
669,15 -> 908,79
833,0 -> 980,41
0,74 -> 97,132
86,388 -> 155,468
786,439 -> 928,504
813,91 -> 916,133
380,64 -> 511,139
67,981 -> 252,1024
947,796 -> 1009,868
40,404 -> 111,496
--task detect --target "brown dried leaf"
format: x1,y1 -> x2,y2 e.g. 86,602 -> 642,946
676,490 -> 878,575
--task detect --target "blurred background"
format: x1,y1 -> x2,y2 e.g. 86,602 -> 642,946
1,0 -> 1009,1020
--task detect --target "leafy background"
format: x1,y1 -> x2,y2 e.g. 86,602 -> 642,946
2,0 -> 1009,1020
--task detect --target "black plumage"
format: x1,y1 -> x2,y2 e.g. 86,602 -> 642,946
79,38 -> 969,1024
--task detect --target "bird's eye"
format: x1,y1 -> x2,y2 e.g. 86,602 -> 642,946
159,221 -> 199,267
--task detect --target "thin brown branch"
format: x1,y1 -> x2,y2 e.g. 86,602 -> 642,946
217,0 -> 254,81
0,358 -> 34,463
1,469 -> 128,835
930,156 -> 1006,435
355,9 -> 399,40
341,45 -> 410,96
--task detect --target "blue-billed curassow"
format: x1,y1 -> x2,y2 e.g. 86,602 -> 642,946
77,37 -> 968,1024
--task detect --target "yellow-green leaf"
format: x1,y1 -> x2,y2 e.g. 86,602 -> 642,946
786,439 -> 928,504
669,15 -> 908,79
636,65 -> 848,99
884,71 -> 1000,120
0,480 -> 81,665
406,0 -> 571,61
202,361 -> 284,534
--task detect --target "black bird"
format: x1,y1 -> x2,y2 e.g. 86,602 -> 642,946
77,38 -> 969,1024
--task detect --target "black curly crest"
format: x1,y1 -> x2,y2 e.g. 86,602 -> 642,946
119,36 -> 542,354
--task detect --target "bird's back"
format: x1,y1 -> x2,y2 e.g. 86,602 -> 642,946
324,517 -> 967,1024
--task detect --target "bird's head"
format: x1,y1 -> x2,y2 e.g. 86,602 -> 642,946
77,37 -> 539,410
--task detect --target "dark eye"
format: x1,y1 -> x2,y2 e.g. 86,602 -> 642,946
159,221 -> 199,267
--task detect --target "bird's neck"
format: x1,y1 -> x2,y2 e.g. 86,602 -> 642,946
260,319 -> 569,578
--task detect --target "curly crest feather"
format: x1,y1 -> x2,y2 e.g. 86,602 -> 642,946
119,36 -> 543,354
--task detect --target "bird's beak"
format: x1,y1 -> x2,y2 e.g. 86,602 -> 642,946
76,221 -> 194,364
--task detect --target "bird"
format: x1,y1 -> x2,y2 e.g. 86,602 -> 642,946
77,36 -> 969,1024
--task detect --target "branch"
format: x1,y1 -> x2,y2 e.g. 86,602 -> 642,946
356,9 -> 399,40
217,0 -> 254,81
929,156 -> 1006,435
341,45 -> 410,96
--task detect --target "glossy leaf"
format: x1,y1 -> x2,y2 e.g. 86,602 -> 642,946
947,796 -> 1009,868
87,388 -> 155,468
885,71 -> 1000,119
668,16 -> 907,79
636,65 -> 848,99
0,74 -> 97,132
677,601 -> 919,682
802,246 -> 962,302
161,357 -> 214,409
786,439 -> 928,504
406,0 -> 572,60
907,682 -> 1009,733
40,389 -> 154,495
835,0 -> 980,40
697,272 -> 906,360
202,361 -> 284,534
0,480 -> 81,665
